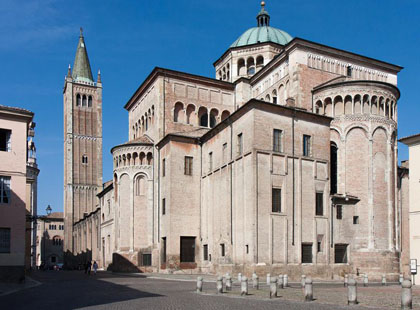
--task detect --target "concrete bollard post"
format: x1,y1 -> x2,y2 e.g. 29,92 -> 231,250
252,273 -> 259,289
401,279 -> 413,310
197,276 -> 203,293
363,274 -> 368,287
344,274 -> 349,287
347,278 -> 357,305
283,274 -> 289,287
270,278 -> 278,298
400,274 -> 404,285
382,274 -> 387,286
241,276 -> 248,296
226,274 -> 232,291
267,273 -> 271,285
238,273 -> 242,283
217,276 -> 223,294
278,275 -> 284,289
304,277 -> 313,302
301,275 -> 306,288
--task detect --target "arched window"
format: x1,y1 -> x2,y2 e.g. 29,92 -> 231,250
238,58 -> 245,76
147,152 -> 153,165
210,109 -> 218,128
272,89 -> 277,104
265,94 -> 271,102
186,104 -> 196,125
174,102 -> 184,123
139,152 -> 145,165
76,94 -> 81,106
256,55 -> 264,69
135,175 -> 146,196
114,174 -> 118,202
82,95 -> 87,107
82,155 -> 88,164
221,110 -> 230,121
88,96 -> 92,107
247,57 -> 255,75
330,143 -> 338,194
198,107 -> 208,127
53,236 -> 62,246
145,114 -> 148,131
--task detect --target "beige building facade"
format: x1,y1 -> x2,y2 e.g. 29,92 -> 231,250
0,105 -> 36,282
65,3 -> 408,280
36,212 -> 64,268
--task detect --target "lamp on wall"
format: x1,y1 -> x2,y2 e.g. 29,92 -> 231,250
46,205 -> 52,215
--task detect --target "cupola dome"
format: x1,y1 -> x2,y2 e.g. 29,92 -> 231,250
230,2 -> 293,48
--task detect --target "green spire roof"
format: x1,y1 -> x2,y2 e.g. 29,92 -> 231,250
72,28 -> 94,83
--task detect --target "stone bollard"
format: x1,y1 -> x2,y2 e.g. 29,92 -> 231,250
363,274 -> 368,287
344,274 -> 349,287
238,273 -> 242,283
347,278 -> 357,305
304,277 -> 313,302
270,278 -> 278,298
267,273 -> 271,285
283,274 -> 289,287
197,276 -> 203,293
301,275 -> 306,288
226,274 -> 232,291
400,274 -> 404,285
241,276 -> 248,296
278,275 -> 284,289
401,279 -> 413,310
252,273 -> 259,289
382,274 -> 387,286
217,276 -> 223,294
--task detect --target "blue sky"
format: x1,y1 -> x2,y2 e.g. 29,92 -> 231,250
0,0 -> 419,214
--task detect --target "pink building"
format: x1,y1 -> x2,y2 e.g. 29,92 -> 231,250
0,105 -> 35,282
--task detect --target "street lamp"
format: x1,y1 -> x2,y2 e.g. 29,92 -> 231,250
46,205 -> 52,215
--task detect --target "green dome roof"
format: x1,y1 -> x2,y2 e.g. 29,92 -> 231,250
230,26 -> 292,48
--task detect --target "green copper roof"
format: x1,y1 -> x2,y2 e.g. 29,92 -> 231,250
230,2 -> 292,48
230,26 -> 292,48
72,28 -> 94,83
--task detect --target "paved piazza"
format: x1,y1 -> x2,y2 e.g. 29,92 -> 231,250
1,271 -> 420,309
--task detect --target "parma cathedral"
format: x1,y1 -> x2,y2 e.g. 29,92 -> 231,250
63,2 -> 409,280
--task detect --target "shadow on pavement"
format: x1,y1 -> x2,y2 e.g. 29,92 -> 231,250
0,270 -> 162,310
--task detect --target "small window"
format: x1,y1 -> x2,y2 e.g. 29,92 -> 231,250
317,241 -> 322,253
222,143 -> 228,163
273,96 -> 277,104
272,188 -> 281,213
353,216 -> 359,224
82,155 -> 88,164
203,244 -> 208,261
208,152 -> 213,172
184,156 -> 193,175
82,95 -> 87,107
162,198 -> 166,215
88,96 -> 93,107
162,159 -> 166,177
220,243 -> 225,257
142,254 -> 152,266
303,135 -> 311,156
336,205 -> 343,220
335,244 -> 348,263
346,66 -> 352,77
302,243 -> 312,263
0,129 -> 11,152
246,244 -> 249,254
162,237 -> 167,263
76,94 -> 81,106
0,228 -> 11,253
237,133 -> 243,156
315,192 -> 323,216
0,176 -> 11,204
273,129 -> 282,152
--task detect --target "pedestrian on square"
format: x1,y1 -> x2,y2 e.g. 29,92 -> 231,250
87,261 -> 92,275
93,261 -> 98,275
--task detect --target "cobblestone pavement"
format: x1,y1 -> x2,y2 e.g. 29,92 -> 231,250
0,271 -> 417,310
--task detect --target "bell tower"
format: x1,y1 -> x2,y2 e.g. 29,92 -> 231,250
63,28 -> 103,261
